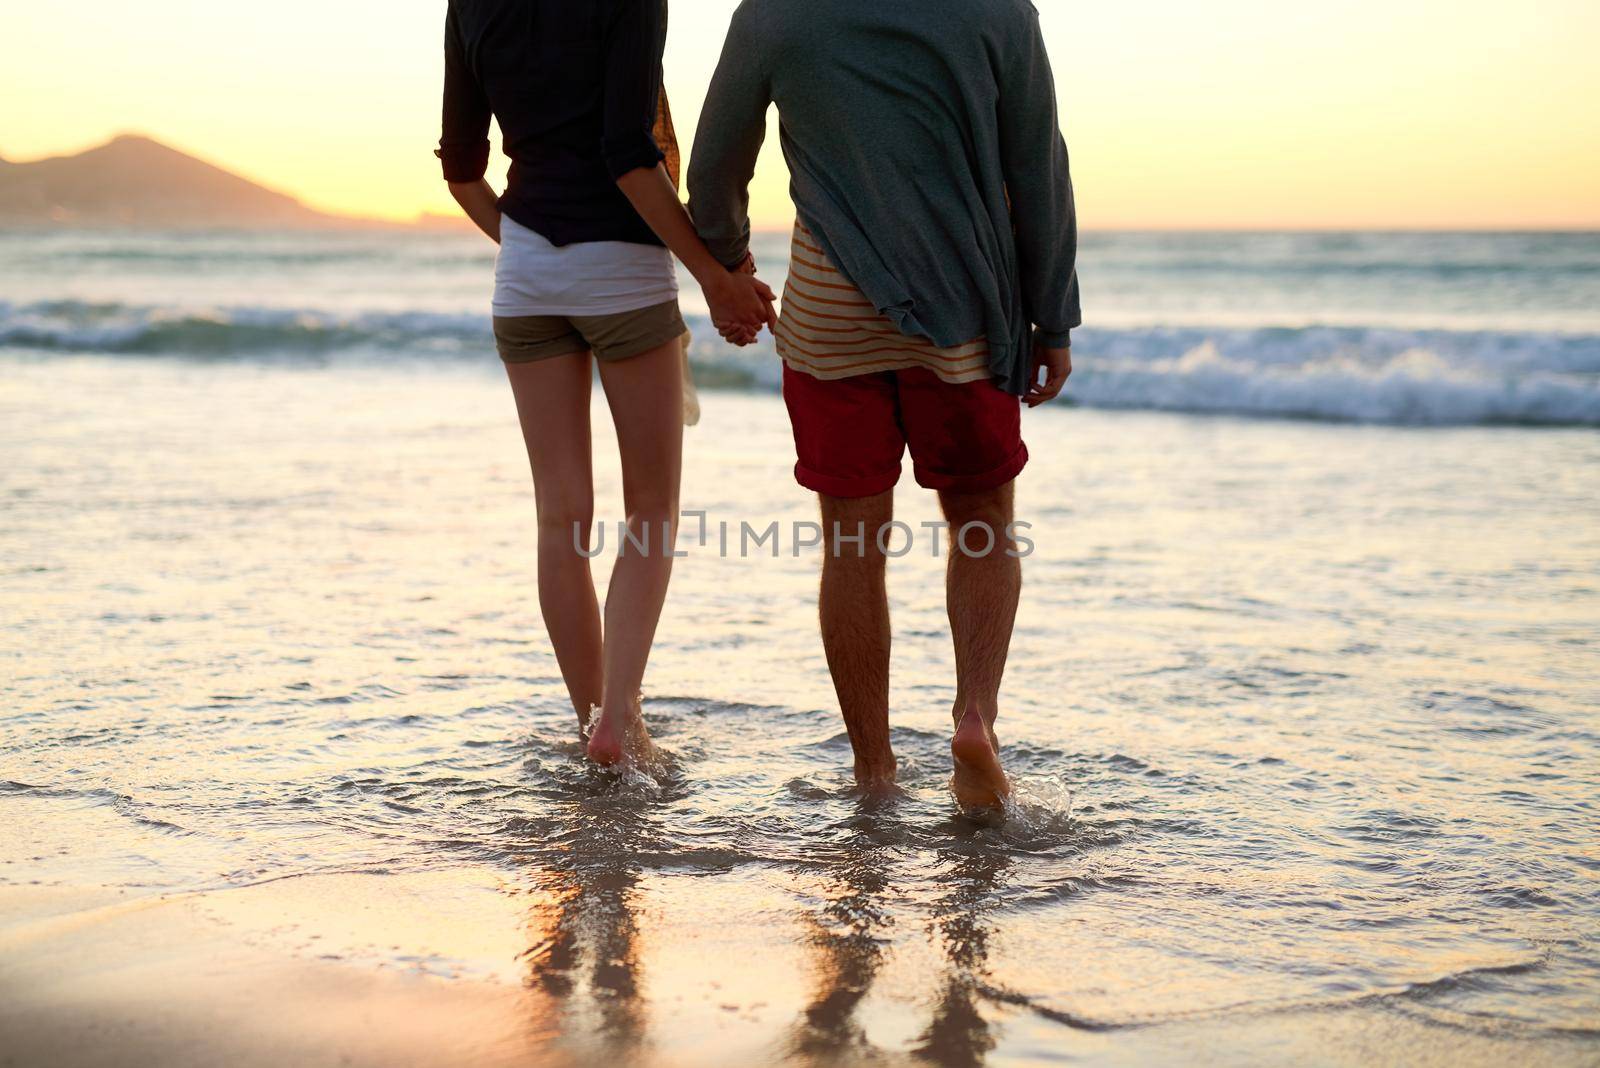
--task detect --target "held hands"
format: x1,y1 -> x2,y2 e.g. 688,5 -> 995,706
1027,340 -> 1072,407
609,164 -> 775,346
707,254 -> 778,347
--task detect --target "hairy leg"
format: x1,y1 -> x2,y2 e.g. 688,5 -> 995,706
940,480 -> 1021,808
586,339 -> 685,767
505,352 -> 604,731
818,490 -> 896,791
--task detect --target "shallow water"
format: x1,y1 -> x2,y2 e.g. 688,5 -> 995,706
2,354 -> 1597,1063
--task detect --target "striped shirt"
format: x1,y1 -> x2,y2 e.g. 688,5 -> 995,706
775,224 -> 991,384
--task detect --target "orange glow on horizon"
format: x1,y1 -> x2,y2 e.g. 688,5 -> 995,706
3,0 -> 1597,229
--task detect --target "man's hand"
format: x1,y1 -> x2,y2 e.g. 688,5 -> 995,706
612,165 -> 775,346
707,270 -> 778,347
1026,341 -> 1072,408
718,253 -> 765,344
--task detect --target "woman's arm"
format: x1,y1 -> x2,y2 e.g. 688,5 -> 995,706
617,165 -> 776,338
448,179 -> 501,244
603,0 -> 774,341
437,7 -> 495,240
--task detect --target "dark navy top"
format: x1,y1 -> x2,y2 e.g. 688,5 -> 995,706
438,0 -> 668,247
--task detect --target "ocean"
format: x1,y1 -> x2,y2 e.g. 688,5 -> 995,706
1,227 -> 1597,1064
2,229 -> 1598,425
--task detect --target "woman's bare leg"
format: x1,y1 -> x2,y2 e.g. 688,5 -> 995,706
505,352 -> 605,733
586,339 -> 685,767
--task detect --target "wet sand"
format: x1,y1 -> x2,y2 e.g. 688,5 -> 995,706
0,877 -> 546,1068
3,871 -> 1594,1068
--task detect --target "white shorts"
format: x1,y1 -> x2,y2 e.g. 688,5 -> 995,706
493,214 -> 679,318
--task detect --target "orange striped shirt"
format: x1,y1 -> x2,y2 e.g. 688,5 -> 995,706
775,224 -> 991,384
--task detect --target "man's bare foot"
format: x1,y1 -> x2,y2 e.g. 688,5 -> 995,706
951,707 -> 1011,810
586,695 -> 658,769
853,757 -> 899,797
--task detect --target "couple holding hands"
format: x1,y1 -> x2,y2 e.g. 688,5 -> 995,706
439,0 -> 1079,809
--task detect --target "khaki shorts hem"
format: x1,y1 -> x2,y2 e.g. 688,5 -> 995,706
592,321 -> 685,363
493,300 -> 686,365
494,333 -> 586,364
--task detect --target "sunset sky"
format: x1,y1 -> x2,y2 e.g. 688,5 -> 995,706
5,0 -> 1598,229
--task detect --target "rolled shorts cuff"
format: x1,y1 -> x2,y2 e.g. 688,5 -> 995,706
913,440 -> 1029,494
793,461 -> 903,500
493,321 -> 584,363
593,310 -> 687,362
493,300 -> 686,364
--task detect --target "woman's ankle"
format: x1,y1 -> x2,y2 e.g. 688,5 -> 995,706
597,691 -> 644,724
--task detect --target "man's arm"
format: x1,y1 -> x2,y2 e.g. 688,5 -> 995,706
686,4 -> 771,269
997,10 -> 1080,404
437,6 -> 496,241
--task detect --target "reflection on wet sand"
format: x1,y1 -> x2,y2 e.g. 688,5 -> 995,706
787,816 -> 898,1063
787,808 -> 1016,1067
518,792 -> 657,1062
513,787 -> 1025,1066
913,837 -> 1013,1068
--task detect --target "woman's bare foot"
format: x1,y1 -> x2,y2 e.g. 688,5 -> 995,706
586,695 -> 658,769
951,707 -> 1011,810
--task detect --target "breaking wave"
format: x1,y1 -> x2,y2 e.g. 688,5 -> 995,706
3,299 -> 1597,426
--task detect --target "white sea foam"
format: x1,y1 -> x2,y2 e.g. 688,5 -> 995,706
690,316 -> 1600,426
1072,342 -> 1600,425
3,298 -> 1597,425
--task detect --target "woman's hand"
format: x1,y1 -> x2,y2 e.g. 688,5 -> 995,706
707,271 -> 778,347
613,165 -> 775,347
721,255 -> 766,344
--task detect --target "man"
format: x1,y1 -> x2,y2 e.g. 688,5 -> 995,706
688,0 -> 1079,808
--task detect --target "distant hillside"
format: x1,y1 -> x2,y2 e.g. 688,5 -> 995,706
0,135 -> 389,230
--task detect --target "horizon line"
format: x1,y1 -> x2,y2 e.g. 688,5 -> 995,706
8,132 -> 1598,236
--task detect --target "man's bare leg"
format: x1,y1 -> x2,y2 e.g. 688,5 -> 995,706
818,490 -> 896,792
940,481 -> 1020,808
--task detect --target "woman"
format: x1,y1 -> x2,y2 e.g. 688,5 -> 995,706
437,0 -> 775,767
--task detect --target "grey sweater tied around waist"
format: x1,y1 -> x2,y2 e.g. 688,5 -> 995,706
687,0 -> 1081,396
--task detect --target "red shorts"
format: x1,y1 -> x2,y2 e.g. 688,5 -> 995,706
781,365 -> 1028,498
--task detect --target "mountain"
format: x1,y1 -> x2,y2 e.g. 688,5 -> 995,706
0,135 -> 381,230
